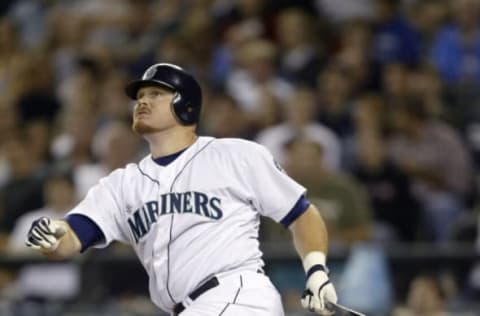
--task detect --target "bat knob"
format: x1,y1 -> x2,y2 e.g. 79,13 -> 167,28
301,289 -> 313,299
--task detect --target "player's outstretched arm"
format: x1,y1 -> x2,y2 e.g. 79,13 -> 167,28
289,205 -> 338,315
25,217 -> 81,260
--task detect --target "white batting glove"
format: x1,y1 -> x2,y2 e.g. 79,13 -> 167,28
25,217 -> 68,252
301,252 -> 338,315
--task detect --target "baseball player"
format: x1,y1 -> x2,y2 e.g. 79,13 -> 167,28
26,63 -> 338,315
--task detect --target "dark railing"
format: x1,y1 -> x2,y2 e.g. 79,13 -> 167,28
0,242 -> 479,315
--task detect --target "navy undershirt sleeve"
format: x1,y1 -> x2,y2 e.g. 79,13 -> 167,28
65,214 -> 106,252
280,195 -> 311,228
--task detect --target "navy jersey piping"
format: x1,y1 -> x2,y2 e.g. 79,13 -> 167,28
136,164 -> 160,185
218,275 -> 243,315
166,138 -> 216,305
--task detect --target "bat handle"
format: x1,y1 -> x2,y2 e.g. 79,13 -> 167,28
301,289 -> 313,299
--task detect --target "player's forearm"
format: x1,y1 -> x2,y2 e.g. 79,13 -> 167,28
289,205 -> 328,258
291,205 -> 338,313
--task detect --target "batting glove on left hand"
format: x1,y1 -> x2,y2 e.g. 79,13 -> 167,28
25,217 -> 67,252
301,252 -> 338,315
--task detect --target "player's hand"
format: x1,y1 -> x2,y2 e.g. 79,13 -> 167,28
25,217 -> 67,252
301,266 -> 338,315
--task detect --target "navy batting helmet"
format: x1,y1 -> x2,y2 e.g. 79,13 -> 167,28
125,63 -> 202,125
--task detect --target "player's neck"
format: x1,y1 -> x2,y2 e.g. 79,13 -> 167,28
146,128 -> 198,158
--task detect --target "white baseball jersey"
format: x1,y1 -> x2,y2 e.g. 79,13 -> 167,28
68,136 -> 306,312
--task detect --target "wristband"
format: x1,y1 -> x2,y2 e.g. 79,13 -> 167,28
302,251 -> 327,272
306,264 -> 328,280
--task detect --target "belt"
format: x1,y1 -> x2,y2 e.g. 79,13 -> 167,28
173,277 -> 220,315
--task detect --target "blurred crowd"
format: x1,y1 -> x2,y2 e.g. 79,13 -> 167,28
0,0 -> 480,315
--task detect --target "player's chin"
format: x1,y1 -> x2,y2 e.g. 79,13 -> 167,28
132,121 -> 157,135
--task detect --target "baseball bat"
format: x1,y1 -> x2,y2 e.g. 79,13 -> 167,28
325,301 -> 366,316
302,289 -> 366,316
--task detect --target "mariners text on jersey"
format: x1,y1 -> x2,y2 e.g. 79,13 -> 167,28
127,191 -> 223,243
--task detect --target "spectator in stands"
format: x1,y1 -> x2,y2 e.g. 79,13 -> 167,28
0,17 -> 19,95
45,5 -> 92,83
14,53 -> 60,124
213,0 -> 268,38
227,38 -> 293,116
0,98 -> 20,188
317,63 -> 355,136
382,62 -> 410,108
7,168 -> 80,301
408,0 -> 448,57
50,102 -> 97,168
393,274 -> 452,316
97,69 -> 132,125
466,211 -> 480,301
336,19 -> 376,92
2,53 -> 59,168
315,0 -> 374,22
372,0 -> 421,66
150,0 -> 185,36
283,137 -> 372,247
6,53 -> 58,167
388,98 -> 472,242
8,169 -> 75,251
354,130 -> 420,242
352,93 -> 388,134
256,86 -> 341,170
177,8 -> 215,82
0,132 -> 46,234
74,121 -> 141,199
406,64 -> 446,120
67,0 -> 148,72
275,8 -> 324,87
57,56 -> 101,113
210,0 -> 268,89
430,0 -> 480,139
7,0 -> 50,49
353,94 -> 420,241
316,63 -> 355,167
464,104 -> 480,170
201,93 -> 252,139
430,0 -> 480,86
112,0 -> 161,71
153,34 -> 190,76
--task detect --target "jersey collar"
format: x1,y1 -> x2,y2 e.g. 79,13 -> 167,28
152,147 -> 189,166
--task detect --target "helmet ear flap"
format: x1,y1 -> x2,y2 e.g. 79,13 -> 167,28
172,92 -> 182,105
171,92 -> 196,125
170,92 -> 184,125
